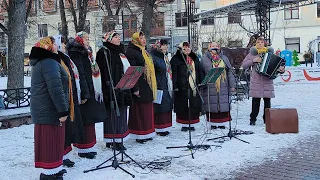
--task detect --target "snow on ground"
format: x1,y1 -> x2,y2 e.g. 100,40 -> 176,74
0,77 -> 320,180
0,76 -> 31,89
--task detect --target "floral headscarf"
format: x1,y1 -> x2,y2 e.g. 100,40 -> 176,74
34,36 -> 54,52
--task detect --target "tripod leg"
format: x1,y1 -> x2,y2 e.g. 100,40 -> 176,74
122,152 -> 145,169
207,135 -> 228,141
96,152 -> 121,168
118,165 -> 135,178
83,164 -> 113,173
233,136 -> 250,144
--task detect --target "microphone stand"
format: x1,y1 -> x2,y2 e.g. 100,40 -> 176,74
207,51 -> 250,144
84,47 -> 143,177
166,48 -> 210,159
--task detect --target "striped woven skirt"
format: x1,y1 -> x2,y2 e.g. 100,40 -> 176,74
155,111 -> 172,132
34,123 -> 65,175
73,124 -> 96,153
128,102 -> 155,140
206,111 -> 231,126
176,112 -> 200,127
104,107 -> 130,143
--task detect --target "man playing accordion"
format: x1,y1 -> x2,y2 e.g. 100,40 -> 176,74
241,37 -> 285,126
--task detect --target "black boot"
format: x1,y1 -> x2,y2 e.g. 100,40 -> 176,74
78,152 -> 95,159
40,173 -> 63,180
63,159 -> 75,167
250,120 -> 256,126
181,127 -> 188,132
117,143 -> 127,151
136,139 -> 147,144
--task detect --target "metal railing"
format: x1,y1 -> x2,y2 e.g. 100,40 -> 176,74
0,87 -> 31,109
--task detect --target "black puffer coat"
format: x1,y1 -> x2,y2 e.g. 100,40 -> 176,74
59,51 -> 84,144
150,49 -> 173,114
170,50 -> 205,115
96,41 -> 133,108
67,38 -> 107,124
125,42 -> 153,102
30,47 -> 69,125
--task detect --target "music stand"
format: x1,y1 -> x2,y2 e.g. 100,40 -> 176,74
166,49 -> 208,159
206,66 -> 250,144
83,64 -> 145,177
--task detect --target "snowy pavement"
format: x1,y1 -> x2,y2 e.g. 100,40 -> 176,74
0,77 -> 320,180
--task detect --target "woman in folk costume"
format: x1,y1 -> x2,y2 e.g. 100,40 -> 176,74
242,37 -> 284,125
170,42 -> 205,131
54,35 -> 84,167
67,31 -> 107,158
201,42 -> 236,129
125,32 -> 157,144
150,39 -> 173,136
96,31 -> 132,150
30,36 -> 72,180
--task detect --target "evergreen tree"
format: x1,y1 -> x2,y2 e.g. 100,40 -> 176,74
292,50 -> 300,66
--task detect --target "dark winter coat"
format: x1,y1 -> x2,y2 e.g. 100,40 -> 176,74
96,41 -> 133,108
201,51 -> 236,113
150,49 -> 173,114
59,51 -> 84,144
67,38 -> 107,124
125,42 -> 153,102
30,47 -> 69,125
242,47 -> 275,98
170,50 -> 205,114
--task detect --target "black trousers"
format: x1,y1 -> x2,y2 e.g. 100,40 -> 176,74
250,98 -> 271,122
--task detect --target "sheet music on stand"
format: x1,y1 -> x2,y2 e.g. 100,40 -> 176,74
115,66 -> 145,90
200,67 -> 225,86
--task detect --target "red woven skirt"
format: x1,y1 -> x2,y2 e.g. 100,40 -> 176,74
73,124 -> 96,153
176,112 -> 200,127
155,111 -> 172,132
34,123 -> 65,169
104,107 -> 129,143
128,102 -> 155,139
206,111 -> 231,123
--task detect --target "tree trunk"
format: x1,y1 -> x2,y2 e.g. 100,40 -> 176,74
141,0 -> 156,46
59,0 -> 69,41
77,0 -> 89,32
7,0 -> 26,89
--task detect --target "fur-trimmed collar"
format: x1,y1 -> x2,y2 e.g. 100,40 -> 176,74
29,47 -> 61,66
174,50 -> 198,62
102,41 -> 125,54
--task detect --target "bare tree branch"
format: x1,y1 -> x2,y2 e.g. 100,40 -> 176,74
0,23 -> 8,34
25,0 -> 33,22
68,0 -> 78,31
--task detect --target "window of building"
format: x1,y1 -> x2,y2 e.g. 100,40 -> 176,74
84,20 -> 90,34
42,0 -> 57,12
123,15 -> 137,30
175,12 -> 188,27
285,37 -> 300,53
228,12 -> 241,24
123,15 -> 137,38
38,24 -> 48,38
201,17 -> 214,25
284,3 -> 299,20
228,40 -> 242,48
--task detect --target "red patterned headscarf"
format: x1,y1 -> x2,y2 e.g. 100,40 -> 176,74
34,36 -> 54,52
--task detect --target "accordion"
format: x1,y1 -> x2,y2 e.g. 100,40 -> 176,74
256,52 -> 285,79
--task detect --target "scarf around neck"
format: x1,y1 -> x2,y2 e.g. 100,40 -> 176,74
131,32 -> 157,100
